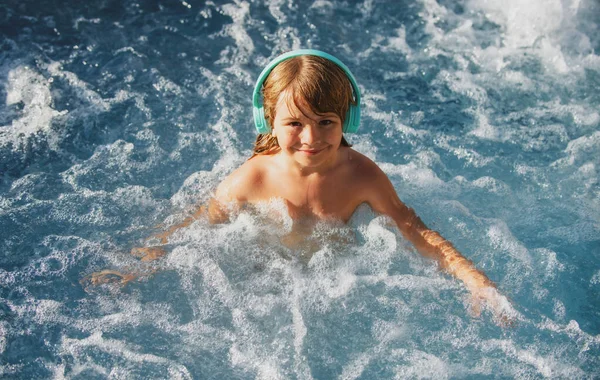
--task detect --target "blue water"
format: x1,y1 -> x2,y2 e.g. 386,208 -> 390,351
1,0 -> 599,378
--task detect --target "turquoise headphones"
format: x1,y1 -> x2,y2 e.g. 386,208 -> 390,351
252,49 -> 361,134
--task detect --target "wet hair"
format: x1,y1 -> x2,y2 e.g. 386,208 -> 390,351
252,55 -> 355,157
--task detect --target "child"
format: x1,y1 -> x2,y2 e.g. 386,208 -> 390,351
91,50 -> 514,324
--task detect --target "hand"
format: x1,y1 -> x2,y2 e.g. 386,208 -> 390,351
80,269 -> 138,290
130,246 -> 166,262
152,230 -> 170,244
469,286 -> 518,327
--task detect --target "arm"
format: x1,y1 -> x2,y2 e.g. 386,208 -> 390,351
85,168 -> 251,286
133,162 -> 260,260
380,194 -> 494,292
131,198 -> 229,261
83,186 -> 235,286
366,166 -> 514,322
152,198 -> 229,243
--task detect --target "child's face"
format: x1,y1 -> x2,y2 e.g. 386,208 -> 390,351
272,90 -> 343,169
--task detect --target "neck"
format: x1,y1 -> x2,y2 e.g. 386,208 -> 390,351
277,150 -> 340,177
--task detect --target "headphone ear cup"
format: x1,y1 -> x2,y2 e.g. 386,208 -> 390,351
254,106 -> 270,134
352,105 -> 361,133
343,108 -> 352,133
344,105 -> 360,133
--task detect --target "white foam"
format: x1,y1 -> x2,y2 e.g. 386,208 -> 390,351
541,221 -> 600,245
471,0 -> 597,74
531,248 -> 565,280
73,17 -> 101,30
436,135 -> 495,167
553,299 -> 566,320
339,320 -> 406,380
45,62 -> 110,112
271,26 -> 303,53
537,319 -> 600,351
482,338 -> 585,378
358,27 -> 412,60
155,211 -> 423,378
501,69 -> 535,89
170,170 -> 220,209
0,363 -> 22,378
468,112 -> 506,142
393,349 -> 450,379
471,176 -> 511,195
229,343 -> 285,380
61,138 -> 166,192
486,219 -> 532,292
1,66 -> 67,149
290,279 -> 312,379
0,320 -> 7,355
266,0 -> 288,24
60,331 -> 193,379
409,0 -> 600,167
386,27 -> 412,56
348,135 -> 378,162
216,2 -> 255,61
380,161 -> 445,188
376,274 -> 455,292
433,70 -> 488,104
393,121 -> 430,143
0,59 -> 154,157
309,0 -> 334,12
557,131 -> 600,167
196,68 -> 246,167
501,101 -> 600,131
151,73 -> 182,96
487,221 -> 531,264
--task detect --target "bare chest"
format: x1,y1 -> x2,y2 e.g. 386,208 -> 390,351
271,175 -> 361,222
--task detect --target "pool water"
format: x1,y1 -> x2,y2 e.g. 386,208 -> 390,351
1,0 -> 599,378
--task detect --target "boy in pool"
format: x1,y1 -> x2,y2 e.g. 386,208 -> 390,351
91,50 -> 513,323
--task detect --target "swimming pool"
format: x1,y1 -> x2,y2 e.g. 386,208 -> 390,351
1,0 -> 599,378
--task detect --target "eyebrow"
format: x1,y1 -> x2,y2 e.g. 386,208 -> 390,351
281,113 -> 339,122
318,113 -> 340,118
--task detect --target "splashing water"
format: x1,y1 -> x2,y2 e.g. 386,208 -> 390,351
1,0 -> 599,378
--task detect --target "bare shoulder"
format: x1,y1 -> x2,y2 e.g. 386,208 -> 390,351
215,155 -> 271,203
340,148 -> 405,214
340,148 -> 389,182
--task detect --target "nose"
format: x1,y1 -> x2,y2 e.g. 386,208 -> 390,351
300,123 -> 319,145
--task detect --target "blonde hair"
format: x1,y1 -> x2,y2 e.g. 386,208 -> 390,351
252,55 -> 355,157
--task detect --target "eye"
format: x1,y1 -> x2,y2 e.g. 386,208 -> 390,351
319,119 -> 333,126
289,121 -> 302,127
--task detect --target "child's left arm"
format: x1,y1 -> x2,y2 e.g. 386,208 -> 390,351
366,167 -> 515,324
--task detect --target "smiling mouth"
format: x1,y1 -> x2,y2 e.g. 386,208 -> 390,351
297,147 -> 327,155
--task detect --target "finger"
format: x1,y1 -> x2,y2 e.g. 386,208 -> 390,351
469,294 -> 483,317
130,247 -> 147,257
140,247 -> 166,262
483,289 -> 519,328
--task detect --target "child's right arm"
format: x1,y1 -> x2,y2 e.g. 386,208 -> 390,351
132,162 -> 260,260
154,198 -> 230,243
130,198 -> 229,261
84,169 -> 251,286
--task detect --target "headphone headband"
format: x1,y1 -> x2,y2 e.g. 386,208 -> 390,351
252,49 -> 361,134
